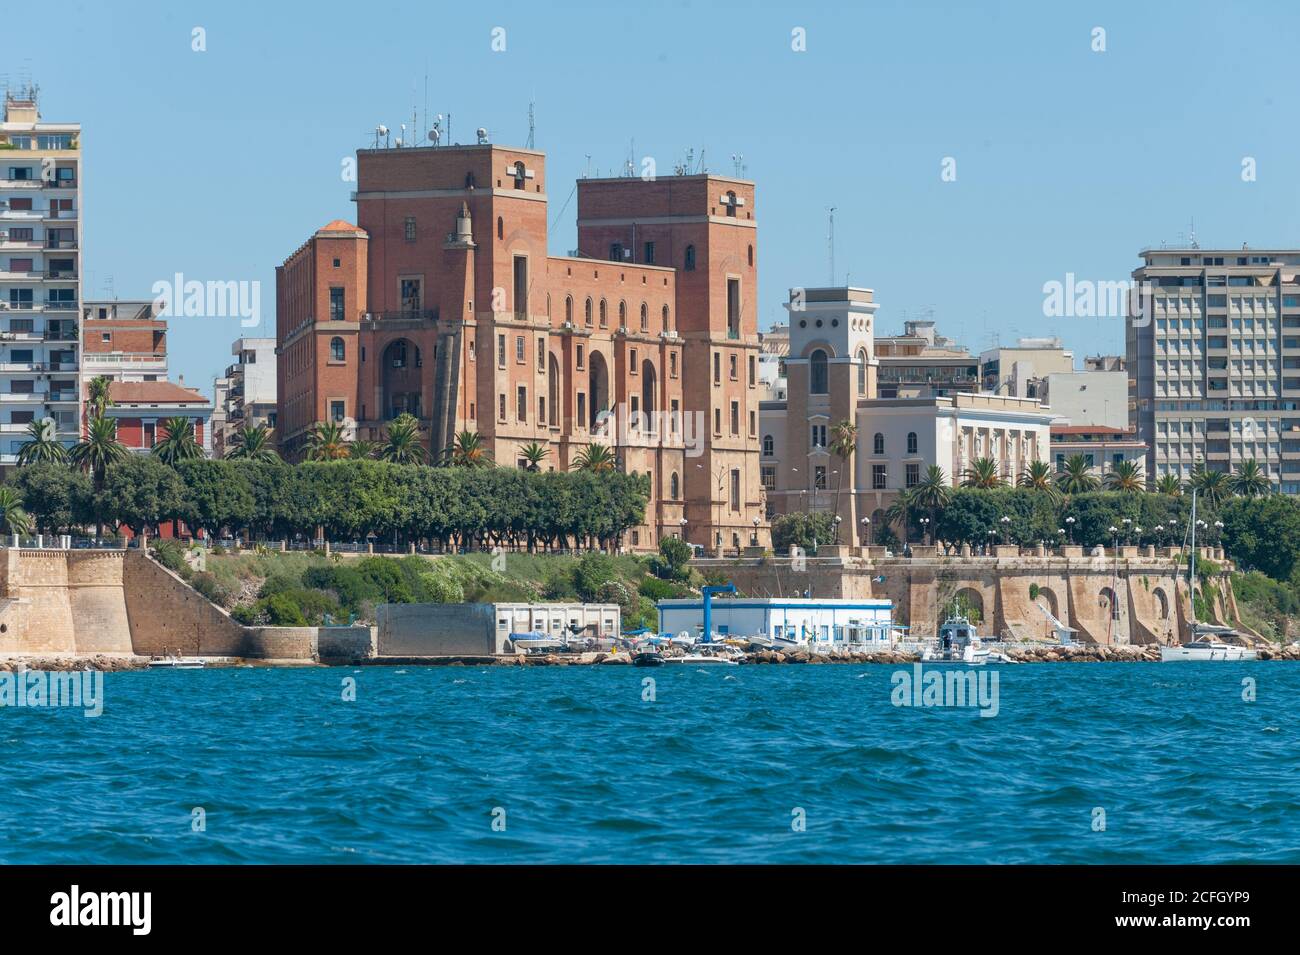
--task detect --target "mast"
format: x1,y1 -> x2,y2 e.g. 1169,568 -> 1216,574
1188,489 -> 1197,625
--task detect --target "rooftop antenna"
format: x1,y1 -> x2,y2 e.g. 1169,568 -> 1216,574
623,139 -> 635,177
584,154 -> 592,178
428,114 -> 442,146
826,207 -> 836,286
731,153 -> 746,177
526,99 -> 535,150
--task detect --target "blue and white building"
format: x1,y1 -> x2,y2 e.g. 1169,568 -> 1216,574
657,597 -> 896,647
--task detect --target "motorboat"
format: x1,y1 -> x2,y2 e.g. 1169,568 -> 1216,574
1160,639 -> 1256,662
922,613 -> 991,664
632,650 -> 665,667
147,655 -> 205,669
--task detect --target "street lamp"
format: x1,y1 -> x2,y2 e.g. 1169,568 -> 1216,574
919,516 -> 931,545
751,515 -> 760,547
1064,515 -> 1076,544
860,516 -> 871,546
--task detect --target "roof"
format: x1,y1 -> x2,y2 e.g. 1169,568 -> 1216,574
1050,425 -> 1133,436
109,381 -> 208,404
318,219 -> 361,232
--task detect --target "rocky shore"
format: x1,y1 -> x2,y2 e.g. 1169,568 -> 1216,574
0,655 -> 151,672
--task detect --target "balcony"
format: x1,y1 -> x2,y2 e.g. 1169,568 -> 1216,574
40,208 -> 77,221
43,239 -> 77,250
42,300 -> 77,312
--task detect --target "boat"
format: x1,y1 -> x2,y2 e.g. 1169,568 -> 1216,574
1160,489 -> 1258,662
922,612 -> 991,664
147,655 -> 205,669
662,653 -> 740,666
632,650 -> 665,667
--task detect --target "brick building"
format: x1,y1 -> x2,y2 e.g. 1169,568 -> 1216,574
276,143 -> 767,553
104,380 -> 212,454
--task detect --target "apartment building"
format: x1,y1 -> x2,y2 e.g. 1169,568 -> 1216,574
760,287 -> 1053,536
1049,425 -> 1147,476
212,336 -> 275,457
81,298 -> 169,387
0,88 -> 80,467
1128,247 -> 1300,493
277,141 -> 767,553
876,319 -> 979,398
979,336 -> 1074,399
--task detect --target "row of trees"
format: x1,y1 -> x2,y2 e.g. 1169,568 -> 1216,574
4,458 -> 649,552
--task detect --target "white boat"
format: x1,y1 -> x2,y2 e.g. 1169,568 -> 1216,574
1161,489 -> 1258,663
663,645 -> 744,666
923,613 -> 991,664
147,656 -> 205,669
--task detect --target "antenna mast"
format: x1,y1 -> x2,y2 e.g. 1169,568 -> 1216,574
827,207 -> 836,285
526,100 -> 535,149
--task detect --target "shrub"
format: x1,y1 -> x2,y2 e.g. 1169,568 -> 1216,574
574,553 -> 617,602
541,566 -> 578,600
419,571 -> 465,604
638,576 -> 683,601
191,571 -> 232,608
650,536 -> 693,580
151,539 -> 191,579
264,593 -> 308,627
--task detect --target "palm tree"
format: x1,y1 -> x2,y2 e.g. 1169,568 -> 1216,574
885,489 -> 914,546
348,439 -> 377,460
571,442 -> 618,473
86,375 -> 114,419
381,413 -> 426,464
1155,473 -> 1183,496
1017,459 -> 1060,500
306,421 -> 350,461
70,415 -> 128,538
1104,459 -> 1145,493
0,487 -> 32,537
16,418 -> 67,465
1055,453 -> 1100,494
909,465 -> 952,543
960,456 -> 1005,489
828,419 -> 857,517
1187,463 -> 1230,507
519,441 -> 549,472
443,430 -> 493,468
151,416 -> 203,466
229,423 -> 279,461
1229,458 -> 1270,498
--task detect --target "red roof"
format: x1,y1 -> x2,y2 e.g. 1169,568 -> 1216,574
109,381 -> 208,405
318,219 -> 362,233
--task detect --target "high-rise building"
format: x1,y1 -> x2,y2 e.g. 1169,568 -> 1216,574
212,337 -> 275,457
1128,247 -> 1300,493
276,142 -> 766,553
0,87 -> 81,467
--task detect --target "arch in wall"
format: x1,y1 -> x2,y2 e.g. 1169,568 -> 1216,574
588,350 -> 610,431
1034,585 -> 1060,622
809,349 -> 829,394
1099,586 -> 1121,621
381,338 -> 421,419
952,587 -> 986,624
1152,586 -> 1170,620
547,352 -> 560,428
640,358 -> 657,432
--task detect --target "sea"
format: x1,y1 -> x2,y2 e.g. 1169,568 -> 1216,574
2,663 -> 1295,864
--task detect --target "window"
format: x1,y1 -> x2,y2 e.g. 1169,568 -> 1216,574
749,410 -> 756,436
662,305 -> 670,332
330,400 -> 345,422
857,349 -> 868,394
609,243 -> 624,262
873,432 -> 885,455
727,279 -> 740,337
333,258 -> 341,268
906,463 -> 920,487
729,354 -> 737,380
730,401 -> 739,435
517,386 -> 527,422
670,472 -> 679,498
730,469 -> 741,510
499,393 -> 507,421
814,466 -> 827,490
810,424 -> 827,448
644,242 -> 655,265
329,287 -> 345,321
498,334 -> 507,369
565,296 -> 574,325
685,245 -> 696,271
872,464 -> 887,489
577,393 -> 586,426
330,337 -> 345,362
515,335 -> 525,363
513,256 -> 528,316
400,278 -> 421,313
640,303 -> 648,331
630,349 -> 638,372
537,337 -> 546,371
404,217 -> 416,241
497,216 -> 504,240
599,299 -> 608,328
714,352 -> 721,384
763,434 -> 774,456
907,431 -> 918,455
761,465 -> 775,490
584,298 -> 593,327
714,408 -> 722,434
749,355 -> 756,387
670,352 -> 678,377
809,349 -> 828,394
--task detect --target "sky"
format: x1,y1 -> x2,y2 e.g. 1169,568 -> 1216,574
5,0 -> 1300,396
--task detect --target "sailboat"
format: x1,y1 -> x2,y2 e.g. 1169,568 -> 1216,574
1160,489 -> 1256,662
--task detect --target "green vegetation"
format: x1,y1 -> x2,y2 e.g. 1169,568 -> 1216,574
771,512 -> 840,553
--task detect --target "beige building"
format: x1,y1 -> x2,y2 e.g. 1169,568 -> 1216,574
876,319 -> 979,398
1128,246 -> 1300,493
980,337 -> 1074,399
761,287 -> 1054,543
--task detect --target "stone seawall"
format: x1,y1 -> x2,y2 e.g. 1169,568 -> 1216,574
697,550 -> 1249,647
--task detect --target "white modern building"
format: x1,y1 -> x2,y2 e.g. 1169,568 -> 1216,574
657,596 -> 896,647
494,602 -> 621,640
0,87 -> 81,467
1041,369 -> 1128,429
213,336 -> 276,457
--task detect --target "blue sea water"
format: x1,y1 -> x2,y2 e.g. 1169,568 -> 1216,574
1,663 -> 1296,864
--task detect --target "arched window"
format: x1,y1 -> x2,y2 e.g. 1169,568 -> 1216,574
670,472 -> 680,499
640,303 -> 648,331
618,300 -> 626,328
747,244 -> 754,267
330,337 -> 345,362
857,348 -> 868,394
496,216 -> 504,240
762,434 -> 774,456
584,297 -> 593,326
684,245 -> 696,271
907,431 -> 918,455
565,296 -> 574,325
599,299 -> 608,328
809,349 -> 828,394
662,304 -> 670,332
873,432 -> 885,455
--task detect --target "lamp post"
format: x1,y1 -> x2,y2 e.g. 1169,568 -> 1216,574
832,514 -> 842,545
751,516 -> 760,547
1108,525 -> 1119,555
1064,514 -> 1076,544
919,516 -> 931,545
860,516 -> 871,547
999,514 -> 1011,545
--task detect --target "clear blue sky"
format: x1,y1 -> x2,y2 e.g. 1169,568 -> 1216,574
5,0 -> 1300,395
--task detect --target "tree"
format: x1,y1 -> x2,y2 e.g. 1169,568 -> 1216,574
1055,453 -> 1100,494
1017,460 -> 1060,501
16,419 -> 67,466
152,416 -> 203,466
1221,495 -> 1300,582
572,442 -> 617,473
229,424 -> 279,461
100,456 -> 186,539
1188,464 -> 1230,507
909,465 -> 954,541
519,441 -> 549,472
306,421 -> 350,461
86,375 -> 114,419
771,511 -> 838,554
1104,459 -> 1144,493
7,463 -> 91,535
70,415 -> 128,537
1229,458 -> 1270,498
885,490 -> 914,545
0,487 -> 32,536
348,439 -> 377,460
961,457 -> 1005,489
828,419 -> 857,513
651,535 -> 693,581
1155,473 -> 1183,496
381,413 -> 426,464
443,430 -> 493,468
175,459 -> 255,538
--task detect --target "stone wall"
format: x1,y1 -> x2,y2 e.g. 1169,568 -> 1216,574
377,603 -> 497,656
120,550 -> 247,656
703,550 -> 1242,646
